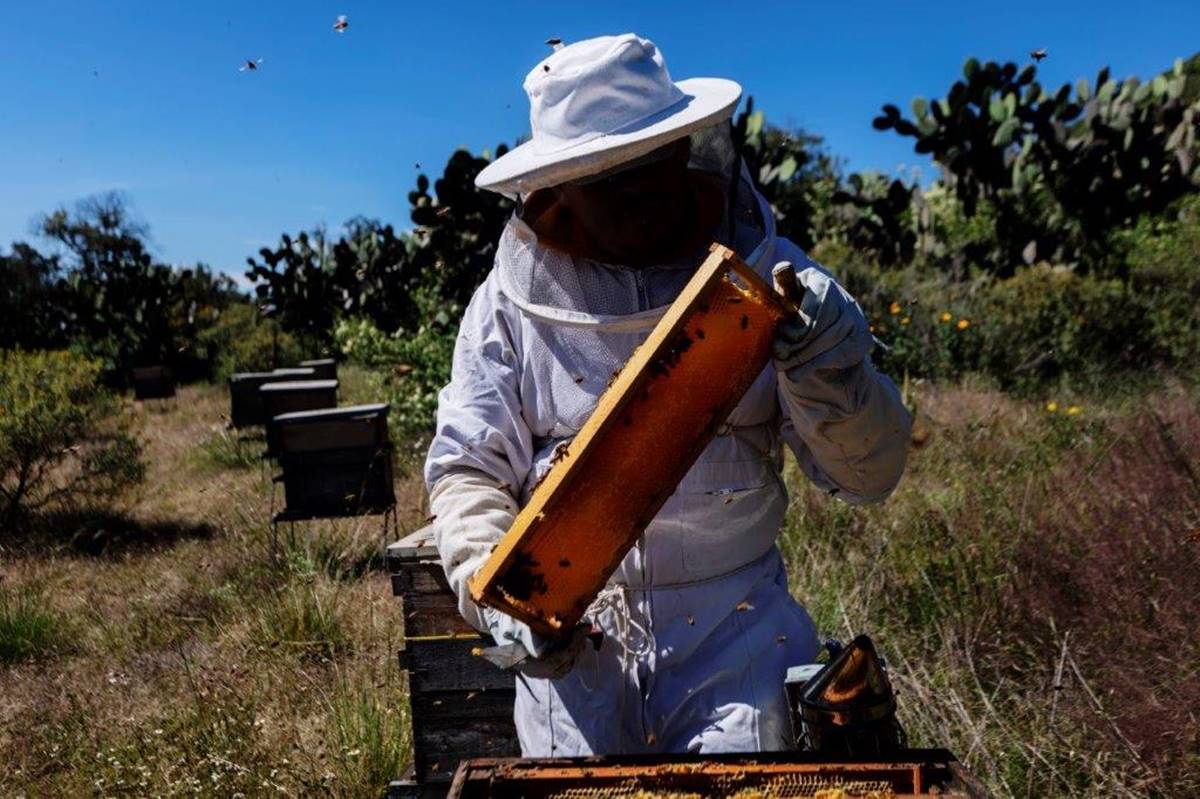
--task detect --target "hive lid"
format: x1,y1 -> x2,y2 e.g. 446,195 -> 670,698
230,368 -> 316,382
259,379 -> 339,392
273,403 -> 389,423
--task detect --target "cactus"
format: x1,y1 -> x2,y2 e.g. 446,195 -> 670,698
874,52 -> 1200,274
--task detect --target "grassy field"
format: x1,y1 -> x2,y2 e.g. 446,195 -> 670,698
1,373 -> 1197,797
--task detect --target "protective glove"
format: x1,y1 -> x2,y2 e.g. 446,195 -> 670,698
771,260 -> 874,383
479,613 -> 593,680
769,259 -> 911,504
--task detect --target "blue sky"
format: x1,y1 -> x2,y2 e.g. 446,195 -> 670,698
2,1 -> 1197,280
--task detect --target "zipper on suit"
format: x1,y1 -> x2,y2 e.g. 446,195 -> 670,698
634,269 -> 648,311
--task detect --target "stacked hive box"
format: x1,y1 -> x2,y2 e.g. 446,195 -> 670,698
386,526 -> 519,799
272,403 -> 396,522
227,368 -> 315,429
260,379 -> 339,458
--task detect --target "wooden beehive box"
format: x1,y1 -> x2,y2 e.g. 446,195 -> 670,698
273,404 -> 396,520
227,368 -> 315,428
387,527 -> 520,798
469,244 -> 790,638
300,357 -> 338,381
260,379 -> 339,457
132,365 -> 175,400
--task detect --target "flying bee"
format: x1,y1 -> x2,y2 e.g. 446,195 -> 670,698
1030,48 -> 1047,62
239,58 -> 264,72
333,15 -> 349,33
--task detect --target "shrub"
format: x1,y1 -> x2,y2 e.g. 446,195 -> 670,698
335,292 -> 458,437
0,350 -> 144,536
194,302 -> 305,380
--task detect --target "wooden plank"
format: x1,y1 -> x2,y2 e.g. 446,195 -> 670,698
411,688 -> 515,723
414,720 -> 521,784
393,562 -> 453,596
388,525 -> 439,563
403,593 -> 478,638
468,244 -> 790,638
400,638 -> 514,692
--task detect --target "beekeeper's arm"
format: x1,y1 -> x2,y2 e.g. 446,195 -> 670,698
771,246 -> 911,504
424,276 -> 564,665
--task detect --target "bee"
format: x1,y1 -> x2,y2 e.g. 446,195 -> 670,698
1030,48 -> 1047,62
238,58 -> 264,72
333,14 -> 349,33
550,442 -> 571,465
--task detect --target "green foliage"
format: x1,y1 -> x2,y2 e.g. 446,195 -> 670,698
0,584 -> 70,664
1111,194 -> 1200,364
874,52 -> 1200,274
828,205 -> 1200,393
0,350 -> 144,535
732,98 -> 841,250
407,147 -> 515,309
193,302 -> 303,380
334,293 -> 458,437
252,580 -> 348,660
0,243 -> 69,351
325,676 -> 411,794
39,193 -> 245,384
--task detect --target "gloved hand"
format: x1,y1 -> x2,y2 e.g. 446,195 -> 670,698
771,260 -> 873,383
482,610 -> 592,679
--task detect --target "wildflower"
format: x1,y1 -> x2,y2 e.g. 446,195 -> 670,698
940,311 -> 953,323
956,318 -> 970,330
1066,405 -> 1082,416
1046,401 -> 1058,413
900,317 -> 911,326
888,301 -> 901,315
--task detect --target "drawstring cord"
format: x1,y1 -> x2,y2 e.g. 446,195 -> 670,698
579,584 -> 653,694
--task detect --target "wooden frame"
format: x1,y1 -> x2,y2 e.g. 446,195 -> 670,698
468,244 -> 790,638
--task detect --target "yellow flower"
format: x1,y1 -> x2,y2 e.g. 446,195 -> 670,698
900,316 -> 911,326
1046,401 -> 1058,413
889,301 -> 902,315
940,312 -> 953,323
1066,405 -> 1082,416
956,318 -> 970,330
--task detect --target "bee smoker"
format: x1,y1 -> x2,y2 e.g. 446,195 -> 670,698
785,634 -> 907,756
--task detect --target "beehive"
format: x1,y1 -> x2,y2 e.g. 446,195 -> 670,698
131,365 -> 175,400
469,244 -> 790,638
260,379 -> 339,457
227,368 -> 316,428
272,404 -> 396,519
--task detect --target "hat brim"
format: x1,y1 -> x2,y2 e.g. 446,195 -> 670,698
475,77 -> 742,198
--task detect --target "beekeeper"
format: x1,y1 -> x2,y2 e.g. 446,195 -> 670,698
426,33 -> 911,756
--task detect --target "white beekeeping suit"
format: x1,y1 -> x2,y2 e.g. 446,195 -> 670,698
424,33 -> 911,756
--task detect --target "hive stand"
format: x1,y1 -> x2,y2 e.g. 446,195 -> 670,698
386,526 -> 519,799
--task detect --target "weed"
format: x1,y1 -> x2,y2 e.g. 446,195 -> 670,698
252,578 -> 349,660
0,584 -> 69,664
325,671 -> 412,796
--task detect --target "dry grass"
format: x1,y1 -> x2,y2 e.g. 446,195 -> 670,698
1,373 -> 1196,797
0,380 -> 420,797
782,377 -> 1200,798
